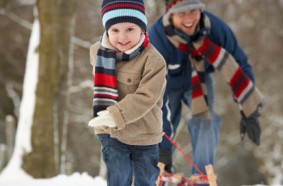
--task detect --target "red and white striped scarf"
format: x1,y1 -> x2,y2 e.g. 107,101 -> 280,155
163,14 -> 263,118
93,32 -> 149,117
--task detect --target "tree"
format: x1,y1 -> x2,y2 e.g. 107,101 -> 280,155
1,0 -> 283,184
21,0 -> 76,178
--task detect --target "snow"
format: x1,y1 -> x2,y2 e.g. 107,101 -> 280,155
0,3 -> 282,186
0,13 -> 40,181
0,10 -> 107,186
16,0 -> 37,6
0,173 -> 106,186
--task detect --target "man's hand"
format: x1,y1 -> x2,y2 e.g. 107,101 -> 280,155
88,110 -> 116,129
159,149 -> 174,173
240,110 -> 261,145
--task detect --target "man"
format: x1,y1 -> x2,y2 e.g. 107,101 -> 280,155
148,0 -> 263,175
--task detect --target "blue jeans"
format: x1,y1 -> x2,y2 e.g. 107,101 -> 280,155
160,74 -> 221,175
97,134 -> 159,186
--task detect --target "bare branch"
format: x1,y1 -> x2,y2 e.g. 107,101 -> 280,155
72,37 -> 93,49
0,7 -> 32,30
0,7 -> 94,49
5,82 -> 21,118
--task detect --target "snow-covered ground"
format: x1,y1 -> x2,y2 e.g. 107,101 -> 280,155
0,174 -> 106,186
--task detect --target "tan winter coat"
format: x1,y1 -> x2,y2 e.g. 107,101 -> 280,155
90,42 -> 166,146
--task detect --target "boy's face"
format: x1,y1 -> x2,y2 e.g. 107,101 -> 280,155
108,22 -> 143,52
171,9 -> 201,36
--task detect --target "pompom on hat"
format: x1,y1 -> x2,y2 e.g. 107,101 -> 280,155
101,0 -> 147,31
165,0 -> 205,14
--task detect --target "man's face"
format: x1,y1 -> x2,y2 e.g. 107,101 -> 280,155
171,9 -> 201,36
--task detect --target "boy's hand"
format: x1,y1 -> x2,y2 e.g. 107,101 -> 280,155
88,110 -> 116,128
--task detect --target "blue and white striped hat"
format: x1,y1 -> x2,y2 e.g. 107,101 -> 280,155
101,0 -> 147,31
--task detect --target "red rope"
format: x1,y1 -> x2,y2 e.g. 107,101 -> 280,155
162,132 -> 208,179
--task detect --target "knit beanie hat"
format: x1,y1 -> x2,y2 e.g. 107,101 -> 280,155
165,0 -> 205,14
101,0 -> 147,31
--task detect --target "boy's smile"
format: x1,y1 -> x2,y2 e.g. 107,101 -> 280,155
108,22 -> 143,52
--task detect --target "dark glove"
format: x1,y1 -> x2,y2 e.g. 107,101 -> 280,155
159,149 -> 173,173
240,110 -> 261,145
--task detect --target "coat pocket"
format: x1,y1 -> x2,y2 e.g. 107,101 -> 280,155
116,70 -> 142,95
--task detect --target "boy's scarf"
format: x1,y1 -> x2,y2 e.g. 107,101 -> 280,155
162,13 -> 263,118
93,32 -> 149,117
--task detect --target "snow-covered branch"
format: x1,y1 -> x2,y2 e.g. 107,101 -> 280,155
68,80 -> 93,94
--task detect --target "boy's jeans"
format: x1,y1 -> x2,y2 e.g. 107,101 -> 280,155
160,74 -> 221,175
97,134 -> 159,186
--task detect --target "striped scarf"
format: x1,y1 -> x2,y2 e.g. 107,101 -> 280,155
163,13 -> 263,118
93,32 -> 149,117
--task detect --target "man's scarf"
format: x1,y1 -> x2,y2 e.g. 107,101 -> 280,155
162,13 -> 263,119
93,32 -> 149,117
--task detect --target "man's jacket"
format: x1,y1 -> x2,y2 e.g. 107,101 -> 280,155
148,11 -> 254,91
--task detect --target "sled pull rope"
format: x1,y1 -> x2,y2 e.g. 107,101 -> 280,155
163,132 -> 207,178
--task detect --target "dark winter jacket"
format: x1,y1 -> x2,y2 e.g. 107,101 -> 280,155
148,11 -> 254,91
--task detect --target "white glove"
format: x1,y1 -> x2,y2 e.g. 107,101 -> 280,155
88,110 -> 116,128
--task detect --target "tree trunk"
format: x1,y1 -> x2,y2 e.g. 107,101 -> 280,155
22,0 -> 76,178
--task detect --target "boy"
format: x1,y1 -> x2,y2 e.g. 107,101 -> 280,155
88,0 -> 166,185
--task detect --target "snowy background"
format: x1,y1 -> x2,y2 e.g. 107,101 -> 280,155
0,14 -> 105,186
0,0 -> 283,186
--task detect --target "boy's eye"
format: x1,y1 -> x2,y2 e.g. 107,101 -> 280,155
126,28 -> 134,32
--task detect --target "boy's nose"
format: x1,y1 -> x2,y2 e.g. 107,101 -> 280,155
118,33 -> 127,40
